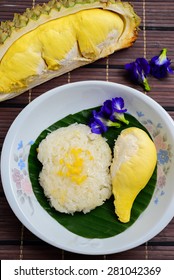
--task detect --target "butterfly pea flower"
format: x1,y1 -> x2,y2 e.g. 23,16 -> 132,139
111,97 -> 129,125
102,97 -> 127,115
125,57 -> 151,91
101,97 -> 129,124
89,97 -> 129,134
112,97 -> 127,114
89,110 -> 108,134
150,48 -> 173,79
101,99 -> 113,118
89,109 -> 121,134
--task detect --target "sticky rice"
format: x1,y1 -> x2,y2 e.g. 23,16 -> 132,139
37,123 -> 112,214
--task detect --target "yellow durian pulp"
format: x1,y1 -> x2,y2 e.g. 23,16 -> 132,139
0,0 -> 141,101
110,127 -> 157,223
0,9 -> 124,93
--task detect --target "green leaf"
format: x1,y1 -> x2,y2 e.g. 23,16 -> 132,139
28,108 -> 157,239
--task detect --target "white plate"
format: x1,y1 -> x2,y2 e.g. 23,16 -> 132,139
1,81 -> 174,255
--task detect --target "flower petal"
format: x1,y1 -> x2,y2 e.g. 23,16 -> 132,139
90,121 -> 107,134
150,48 -> 173,78
101,99 -> 113,117
112,97 -> 127,113
125,58 -> 151,91
125,61 -> 139,83
89,97 -> 129,134
89,110 -> 108,134
136,57 -> 150,76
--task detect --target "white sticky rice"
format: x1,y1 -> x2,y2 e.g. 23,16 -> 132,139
37,123 -> 112,214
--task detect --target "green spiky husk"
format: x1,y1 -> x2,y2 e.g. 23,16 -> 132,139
0,0 -> 101,44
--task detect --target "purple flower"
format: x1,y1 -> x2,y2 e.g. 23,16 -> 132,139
89,109 -> 121,134
89,97 -> 129,134
150,48 -> 173,79
112,97 -> 127,114
101,99 -> 113,118
89,110 -> 108,134
111,97 -> 129,125
125,58 -> 151,91
101,97 -> 129,124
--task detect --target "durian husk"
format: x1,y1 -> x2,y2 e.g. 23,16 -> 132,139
0,0 -> 141,101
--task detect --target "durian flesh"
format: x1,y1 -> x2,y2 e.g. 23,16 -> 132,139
0,0 -> 140,101
111,127 -> 157,223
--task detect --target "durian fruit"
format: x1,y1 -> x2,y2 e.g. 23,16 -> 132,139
110,127 -> 157,223
0,0 -> 140,101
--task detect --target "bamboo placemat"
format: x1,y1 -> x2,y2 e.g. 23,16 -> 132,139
0,0 -> 174,260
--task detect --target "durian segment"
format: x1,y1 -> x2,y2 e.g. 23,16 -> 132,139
0,0 -> 140,101
75,9 -> 124,59
0,33 -> 45,91
0,9 -> 123,94
38,15 -> 77,70
111,127 -> 157,223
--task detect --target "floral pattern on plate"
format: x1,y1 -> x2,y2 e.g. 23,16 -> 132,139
136,111 -> 173,204
12,140 -> 35,215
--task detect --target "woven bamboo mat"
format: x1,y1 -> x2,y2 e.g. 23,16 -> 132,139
0,0 -> 174,260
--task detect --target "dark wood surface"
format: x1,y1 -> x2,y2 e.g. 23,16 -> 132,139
0,0 -> 174,260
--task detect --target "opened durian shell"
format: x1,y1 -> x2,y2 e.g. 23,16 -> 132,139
0,0 -> 141,101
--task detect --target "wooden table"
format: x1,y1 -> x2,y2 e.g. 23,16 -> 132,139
0,0 -> 174,260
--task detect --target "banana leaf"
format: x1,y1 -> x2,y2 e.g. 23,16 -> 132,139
28,107 -> 157,238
